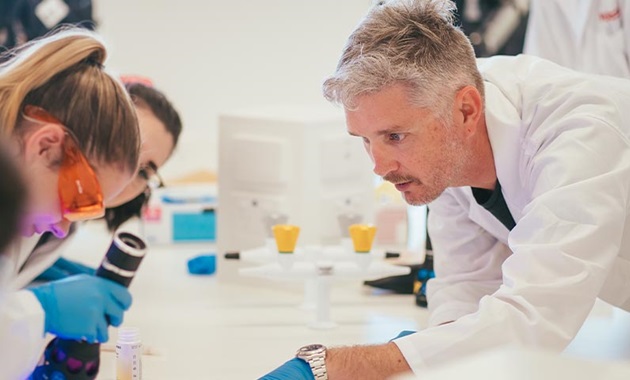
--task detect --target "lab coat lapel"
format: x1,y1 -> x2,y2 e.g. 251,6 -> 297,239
482,81 -> 527,224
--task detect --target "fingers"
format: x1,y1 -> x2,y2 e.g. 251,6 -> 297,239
102,281 -> 131,328
107,310 -> 124,327
103,296 -> 127,328
40,275 -> 132,342
103,281 -> 133,310
96,319 -> 109,343
85,310 -> 112,343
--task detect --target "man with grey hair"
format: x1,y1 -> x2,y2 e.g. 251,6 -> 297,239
260,0 -> 630,379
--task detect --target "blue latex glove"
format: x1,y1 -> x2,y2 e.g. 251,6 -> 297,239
259,358 -> 314,380
35,257 -> 96,282
390,330 -> 417,341
34,264 -> 69,283
55,257 -> 96,275
29,274 -> 132,343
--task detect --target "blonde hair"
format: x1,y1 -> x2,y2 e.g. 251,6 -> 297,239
0,27 -> 140,172
323,0 -> 484,119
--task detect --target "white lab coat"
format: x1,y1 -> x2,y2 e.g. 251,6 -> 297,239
394,54 -> 630,373
0,234 -> 70,379
524,0 -> 630,77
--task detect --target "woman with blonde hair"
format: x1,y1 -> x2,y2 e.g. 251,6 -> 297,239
0,27 -> 141,378
31,80 -> 184,285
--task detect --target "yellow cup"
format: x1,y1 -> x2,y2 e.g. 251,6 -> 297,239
272,224 -> 300,253
349,224 -> 377,253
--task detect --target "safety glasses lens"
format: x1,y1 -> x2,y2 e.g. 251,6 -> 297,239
58,134 -> 104,221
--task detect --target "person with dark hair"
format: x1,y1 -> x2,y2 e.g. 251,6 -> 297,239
104,81 -> 183,228
0,27 -> 141,378
260,0 -> 630,378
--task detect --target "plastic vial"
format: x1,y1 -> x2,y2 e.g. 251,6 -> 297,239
116,327 -> 143,380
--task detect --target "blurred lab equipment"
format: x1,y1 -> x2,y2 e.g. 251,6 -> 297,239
217,105 -> 375,279
142,184 -> 217,246
0,0 -> 95,54
239,223 -> 410,329
455,0 -> 529,57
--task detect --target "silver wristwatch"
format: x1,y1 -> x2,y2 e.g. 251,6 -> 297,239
296,344 -> 328,380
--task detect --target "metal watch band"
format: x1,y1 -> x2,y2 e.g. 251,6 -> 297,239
308,355 -> 328,380
297,344 -> 328,380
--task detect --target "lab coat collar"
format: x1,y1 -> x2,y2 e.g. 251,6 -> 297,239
482,80 -> 527,223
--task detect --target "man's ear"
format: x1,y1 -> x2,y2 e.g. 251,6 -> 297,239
454,85 -> 483,136
22,124 -> 66,168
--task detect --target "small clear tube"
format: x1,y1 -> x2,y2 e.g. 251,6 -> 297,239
116,327 -> 143,380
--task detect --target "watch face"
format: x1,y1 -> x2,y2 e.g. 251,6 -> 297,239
297,344 -> 325,358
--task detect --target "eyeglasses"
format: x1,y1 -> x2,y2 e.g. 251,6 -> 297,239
23,106 -> 105,222
138,161 -> 164,190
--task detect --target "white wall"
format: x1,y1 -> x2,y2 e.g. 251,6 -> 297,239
93,0 -> 372,181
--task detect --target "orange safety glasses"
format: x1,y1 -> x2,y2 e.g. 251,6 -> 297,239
23,105 -> 105,222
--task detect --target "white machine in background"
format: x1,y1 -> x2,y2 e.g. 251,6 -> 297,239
217,104 -> 375,264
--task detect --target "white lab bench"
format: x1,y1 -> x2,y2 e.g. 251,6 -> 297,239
63,222 -> 424,379
61,222 -> 630,379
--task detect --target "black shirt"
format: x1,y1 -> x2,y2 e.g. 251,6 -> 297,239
471,181 -> 516,231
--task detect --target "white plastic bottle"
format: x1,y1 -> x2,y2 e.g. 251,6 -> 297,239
116,327 -> 143,380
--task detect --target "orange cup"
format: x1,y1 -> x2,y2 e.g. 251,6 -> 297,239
348,224 -> 377,253
272,224 -> 301,253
